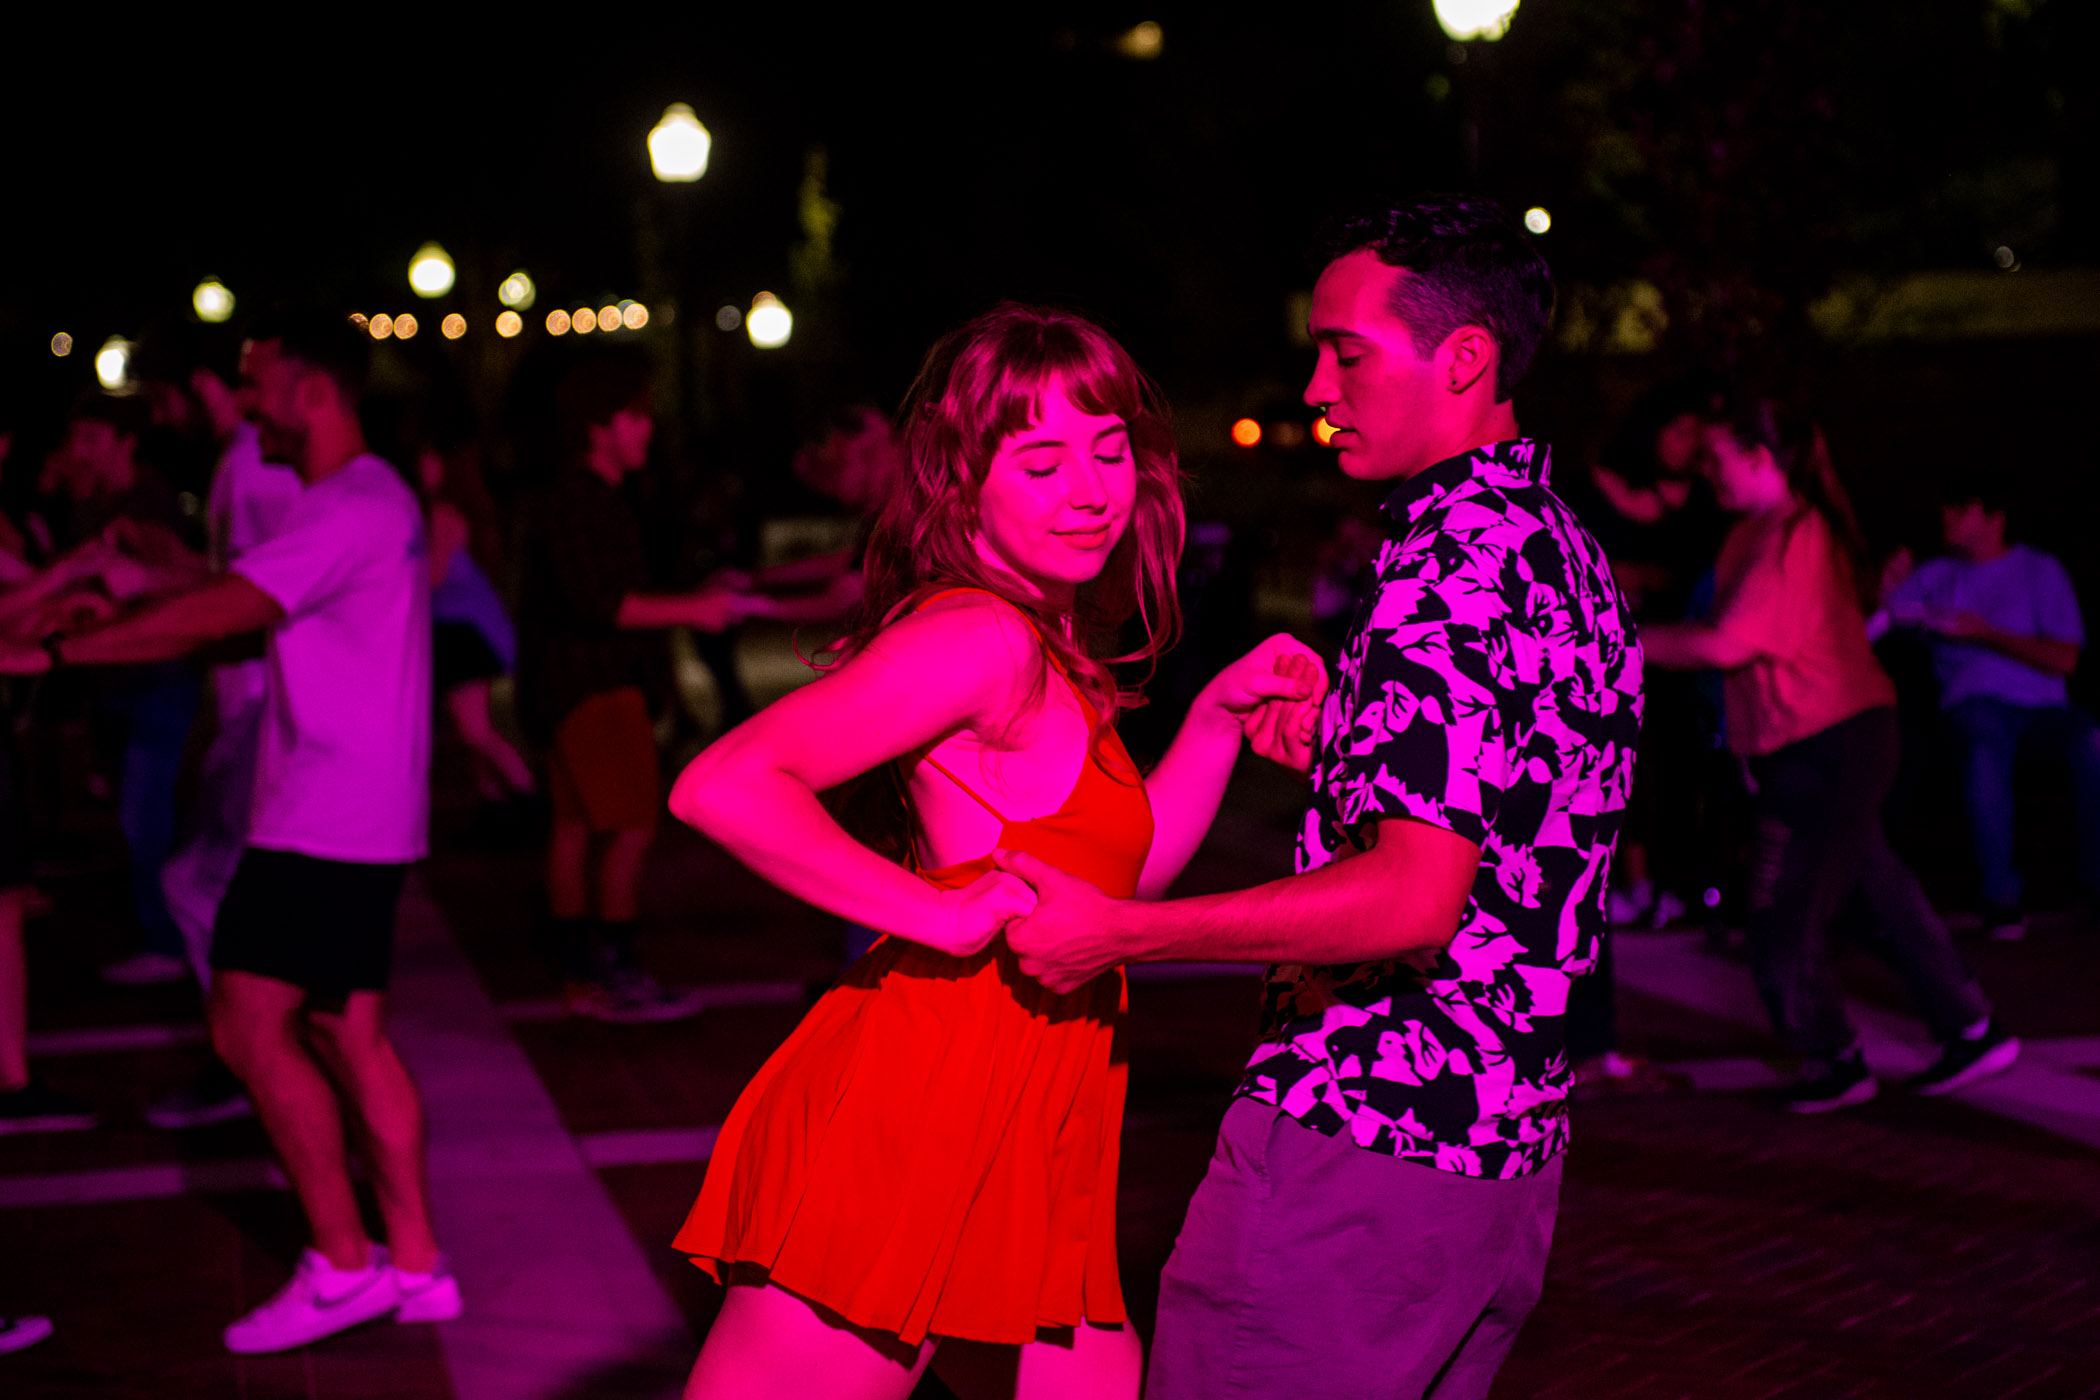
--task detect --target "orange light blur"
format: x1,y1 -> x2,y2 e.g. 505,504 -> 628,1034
1230,418 -> 1262,448
496,310 -> 524,338
546,309 -> 571,335
572,309 -> 596,335
394,313 -> 419,340
441,313 -> 467,340
1312,415 -> 1339,446
367,313 -> 394,341
622,302 -> 649,329
597,306 -> 620,332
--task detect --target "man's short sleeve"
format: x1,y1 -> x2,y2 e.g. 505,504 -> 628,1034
1324,544 -> 1524,851
229,487 -> 364,619
2026,551 -> 2085,647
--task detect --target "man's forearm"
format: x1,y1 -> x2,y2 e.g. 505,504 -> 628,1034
61,577 -> 277,666
1641,621 -> 1755,672
1121,822 -> 1479,965
1980,627 -> 2079,677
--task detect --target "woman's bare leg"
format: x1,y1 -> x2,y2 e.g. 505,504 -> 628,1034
687,1282 -> 934,1400
935,1321 -> 1141,1400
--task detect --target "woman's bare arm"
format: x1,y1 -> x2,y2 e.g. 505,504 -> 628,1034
667,596 -> 1044,955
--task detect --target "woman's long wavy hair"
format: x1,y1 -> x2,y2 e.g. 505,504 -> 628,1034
847,302 -> 1187,733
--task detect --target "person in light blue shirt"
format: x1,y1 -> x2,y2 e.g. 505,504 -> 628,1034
1879,475 -> 2098,938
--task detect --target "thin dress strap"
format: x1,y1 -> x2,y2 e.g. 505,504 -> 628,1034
918,754 -> 1012,825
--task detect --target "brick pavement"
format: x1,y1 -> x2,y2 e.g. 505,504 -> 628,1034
4,754 -> 2098,1397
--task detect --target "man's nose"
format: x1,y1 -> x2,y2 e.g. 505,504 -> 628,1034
1304,357 -> 1336,410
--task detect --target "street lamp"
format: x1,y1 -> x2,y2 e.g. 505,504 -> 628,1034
498,270 -> 536,310
192,277 -> 235,323
95,337 -> 133,391
409,242 -> 456,298
649,103 -> 712,183
746,291 -> 792,349
1433,0 -> 1520,41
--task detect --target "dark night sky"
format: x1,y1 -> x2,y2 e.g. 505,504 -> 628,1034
2,6 -> 2089,430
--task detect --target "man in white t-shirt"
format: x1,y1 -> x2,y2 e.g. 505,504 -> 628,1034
0,310 -> 456,1353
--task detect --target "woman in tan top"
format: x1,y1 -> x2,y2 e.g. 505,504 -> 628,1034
1644,393 -> 2016,1112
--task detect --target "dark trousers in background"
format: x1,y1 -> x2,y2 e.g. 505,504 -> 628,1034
1945,696 -> 2100,909
1746,706 -> 1989,1063
105,664 -> 201,961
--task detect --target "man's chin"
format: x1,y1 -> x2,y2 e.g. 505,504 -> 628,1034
1333,446 -> 1408,482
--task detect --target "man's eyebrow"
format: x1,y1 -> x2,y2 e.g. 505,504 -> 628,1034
1311,326 -> 1368,345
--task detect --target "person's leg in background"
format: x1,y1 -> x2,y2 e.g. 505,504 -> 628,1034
105,663 -> 201,984
1946,696 -> 2029,938
2023,704 -> 2100,919
0,727 -> 97,1134
1744,717 -> 1881,1110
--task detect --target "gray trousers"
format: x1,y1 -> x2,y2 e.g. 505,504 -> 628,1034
1149,1099 -> 1562,1400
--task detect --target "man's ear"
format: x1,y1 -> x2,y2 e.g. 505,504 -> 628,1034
1438,325 -> 1498,397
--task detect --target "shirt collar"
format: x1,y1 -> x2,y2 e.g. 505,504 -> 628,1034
1379,438 -> 1551,524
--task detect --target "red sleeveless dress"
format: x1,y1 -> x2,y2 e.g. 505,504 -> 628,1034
672,606 -> 1154,1346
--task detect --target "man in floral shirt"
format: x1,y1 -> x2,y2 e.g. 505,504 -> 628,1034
1004,195 -> 1641,1399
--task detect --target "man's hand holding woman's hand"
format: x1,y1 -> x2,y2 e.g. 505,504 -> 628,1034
932,869 -> 1038,958
1204,633 -> 1328,774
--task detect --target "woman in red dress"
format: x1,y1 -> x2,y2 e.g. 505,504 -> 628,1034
667,304 -> 1322,1399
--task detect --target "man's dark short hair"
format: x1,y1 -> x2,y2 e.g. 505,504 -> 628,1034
1940,470 -> 2012,521
247,307 -> 371,403
1314,194 -> 1555,402
556,350 -> 653,458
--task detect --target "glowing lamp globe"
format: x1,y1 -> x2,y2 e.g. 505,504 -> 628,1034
649,103 -> 712,183
192,278 -> 235,323
498,271 -> 536,310
95,337 -> 133,391
746,291 -> 792,349
408,242 -> 456,298
1433,0 -> 1520,42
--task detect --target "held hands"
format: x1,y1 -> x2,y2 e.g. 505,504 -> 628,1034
1204,633 -> 1328,774
994,849 -> 1129,993
931,868 -> 1038,959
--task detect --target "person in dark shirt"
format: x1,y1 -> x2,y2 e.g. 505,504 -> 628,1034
516,353 -> 740,1022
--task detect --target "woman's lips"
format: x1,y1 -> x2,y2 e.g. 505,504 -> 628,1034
1057,525 -> 1114,551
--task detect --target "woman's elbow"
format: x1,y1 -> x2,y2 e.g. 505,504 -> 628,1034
667,748 -> 740,835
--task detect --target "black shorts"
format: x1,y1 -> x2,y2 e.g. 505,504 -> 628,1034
211,848 -> 409,997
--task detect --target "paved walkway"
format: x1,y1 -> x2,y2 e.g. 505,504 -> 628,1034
4,751 -> 2099,1398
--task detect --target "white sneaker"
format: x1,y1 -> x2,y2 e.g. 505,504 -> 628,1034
394,1257 -> 463,1323
224,1246 -> 402,1354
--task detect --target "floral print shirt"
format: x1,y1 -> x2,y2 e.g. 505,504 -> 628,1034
1237,439 -> 1644,1179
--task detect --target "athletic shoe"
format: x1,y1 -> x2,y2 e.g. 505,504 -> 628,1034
1782,1055 -> 1879,1114
394,1257 -> 463,1323
100,951 -> 189,986
0,1080 -> 100,1135
0,1315 -> 54,1355
1910,1021 -> 2022,1096
568,970 -> 705,1025
223,1247 -> 402,1355
1982,905 -> 2029,942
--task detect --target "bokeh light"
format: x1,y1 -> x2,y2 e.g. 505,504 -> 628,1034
715,305 -> 742,332
746,291 -> 792,349
368,313 -> 395,341
572,308 -> 596,335
1523,206 -> 1552,234
1271,421 -> 1309,449
1115,21 -> 1164,59
597,306 -> 621,332
50,332 -> 72,358
441,313 -> 467,340
622,302 -> 649,329
1230,418 -> 1263,448
1433,0 -> 1521,41
649,103 -> 712,183
408,242 -> 456,298
1313,415 -> 1340,446
546,309 -> 571,335
394,313 -> 420,340
192,278 -> 235,323
496,310 -> 523,338
95,337 -> 132,391
497,271 -> 537,310
1995,245 -> 2019,270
